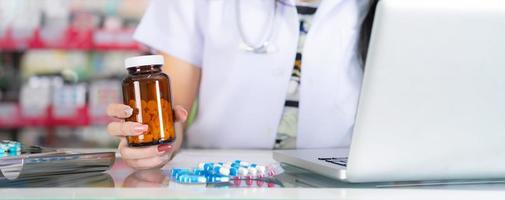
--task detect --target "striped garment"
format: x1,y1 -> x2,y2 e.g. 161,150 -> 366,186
275,0 -> 320,149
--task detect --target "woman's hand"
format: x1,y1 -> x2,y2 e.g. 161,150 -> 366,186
106,103 -> 188,170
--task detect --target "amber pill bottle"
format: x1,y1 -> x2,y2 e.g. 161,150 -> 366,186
122,55 -> 176,147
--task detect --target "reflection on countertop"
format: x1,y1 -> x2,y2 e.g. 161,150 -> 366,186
0,172 -> 114,188
122,169 -> 168,188
4,150 -> 505,200
4,151 -> 505,190
5,150 -> 505,190
121,169 -> 284,188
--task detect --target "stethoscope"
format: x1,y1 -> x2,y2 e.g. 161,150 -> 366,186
236,0 -> 280,54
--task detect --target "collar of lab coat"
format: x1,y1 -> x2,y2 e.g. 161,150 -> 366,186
313,0 -> 346,21
284,0 -> 345,18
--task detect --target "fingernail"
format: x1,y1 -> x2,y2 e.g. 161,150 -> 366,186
176,107 -> 188,122
124,108 -> 134,117
180,114 -> 187,122
133,124 -> 148,132
182,110 -> 188,121
158,144 -> 172,152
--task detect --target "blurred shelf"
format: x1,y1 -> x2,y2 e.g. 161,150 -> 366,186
0,103 -> 113,129
0,27 -> 144,52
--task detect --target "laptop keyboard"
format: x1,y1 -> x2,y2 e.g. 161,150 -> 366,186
318,157 -> 348,167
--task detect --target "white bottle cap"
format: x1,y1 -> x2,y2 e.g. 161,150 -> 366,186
124,55 -> 164,69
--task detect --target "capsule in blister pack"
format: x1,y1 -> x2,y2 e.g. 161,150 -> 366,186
170,160 -> 284,184
0,140 -> 21,153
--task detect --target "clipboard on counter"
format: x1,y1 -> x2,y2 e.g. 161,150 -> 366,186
0,144 -> 115,181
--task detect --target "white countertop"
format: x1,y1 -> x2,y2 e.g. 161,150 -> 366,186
2,149 -> 505,200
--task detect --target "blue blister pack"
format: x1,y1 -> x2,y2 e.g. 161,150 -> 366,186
170,160 -> 284,184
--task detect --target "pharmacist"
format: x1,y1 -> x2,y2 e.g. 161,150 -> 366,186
106,0 -> 377,169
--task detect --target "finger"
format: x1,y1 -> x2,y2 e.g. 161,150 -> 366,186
126,154 -> 171,170
107,104 -> 134,118
174,105 -> 188,123
107,121 -> 148,136
119,142 -> 173,160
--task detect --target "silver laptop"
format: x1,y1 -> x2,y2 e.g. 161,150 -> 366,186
274,0 -> 505,183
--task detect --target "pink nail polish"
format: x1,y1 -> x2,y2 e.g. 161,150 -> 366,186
133,125 -> 148,132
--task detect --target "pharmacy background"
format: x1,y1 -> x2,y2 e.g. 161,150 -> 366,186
0,0 -> 150,149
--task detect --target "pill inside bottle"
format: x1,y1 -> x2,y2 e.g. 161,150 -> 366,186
122,55 -> 176,147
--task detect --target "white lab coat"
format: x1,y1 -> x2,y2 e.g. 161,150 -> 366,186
134,0 -> 371,149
